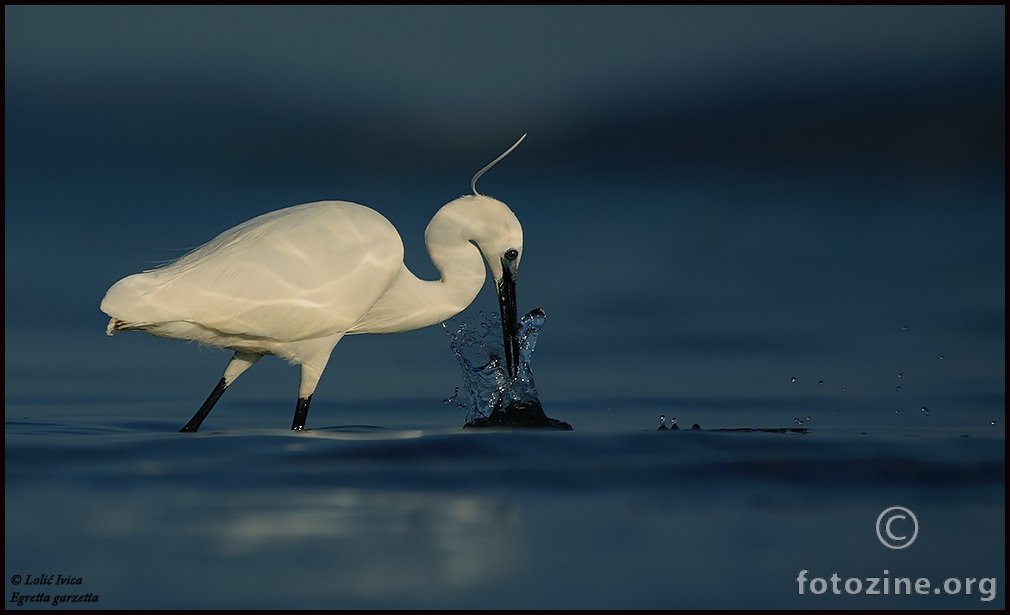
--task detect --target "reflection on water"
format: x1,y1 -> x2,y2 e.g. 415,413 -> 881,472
82,488 -> 526,599
443,308 -> 546,424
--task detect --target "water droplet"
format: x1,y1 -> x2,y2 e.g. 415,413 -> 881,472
670,417 -> 677,425
921,407 -> 929,416
791,377 -> 796,383
990,420 -> 996,426
898,373 -> 903,378
902,325 -> 908,330
895,409 -> 901,414
659,414 -> 666,426
818,380 -> 823,386
806,416 -> 811,421
842,387 -> 847,392
793,417 -> 804,425
896,386 -> 901,392
939,355 -> 944,360
443,387 -> 461,405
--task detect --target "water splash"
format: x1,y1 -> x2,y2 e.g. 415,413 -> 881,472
442,307 -> 548,425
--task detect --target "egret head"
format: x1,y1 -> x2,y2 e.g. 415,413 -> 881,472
467,134 -> 528,379
464,195 -> 523,285
429,193 -> 524,378
473,196 -> 523,381
467,133 -> 526,284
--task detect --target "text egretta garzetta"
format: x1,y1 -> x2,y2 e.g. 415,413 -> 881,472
101,135 -> 527,432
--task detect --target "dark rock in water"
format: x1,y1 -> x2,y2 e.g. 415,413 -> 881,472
464,398 -> 573,430
669,423 -> 680,431
690,423 -> 702,431
657,424 -> 668,431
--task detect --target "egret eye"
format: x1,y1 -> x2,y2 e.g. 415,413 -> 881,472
504,249 -> 518,261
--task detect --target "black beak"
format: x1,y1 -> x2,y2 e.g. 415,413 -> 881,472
497,256 -> 520,379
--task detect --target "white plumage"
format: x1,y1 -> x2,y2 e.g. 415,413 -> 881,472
101,140 -> 527,432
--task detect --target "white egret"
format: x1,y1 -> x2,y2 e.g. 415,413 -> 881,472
101,135 -> 527,432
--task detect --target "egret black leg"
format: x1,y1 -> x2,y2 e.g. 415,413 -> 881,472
179,377 -> 228,433
291,395 -> 312,431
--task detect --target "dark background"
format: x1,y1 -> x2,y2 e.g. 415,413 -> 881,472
6,5 -> 1004,429
4,7 -> 1005,609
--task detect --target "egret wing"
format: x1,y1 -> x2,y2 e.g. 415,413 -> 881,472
102,202 -> 403,342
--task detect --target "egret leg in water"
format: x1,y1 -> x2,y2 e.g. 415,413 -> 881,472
444,308 -> 572,430
100,136 -> 528,432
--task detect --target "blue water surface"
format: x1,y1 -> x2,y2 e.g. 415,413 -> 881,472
5,398 -> 1005,608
